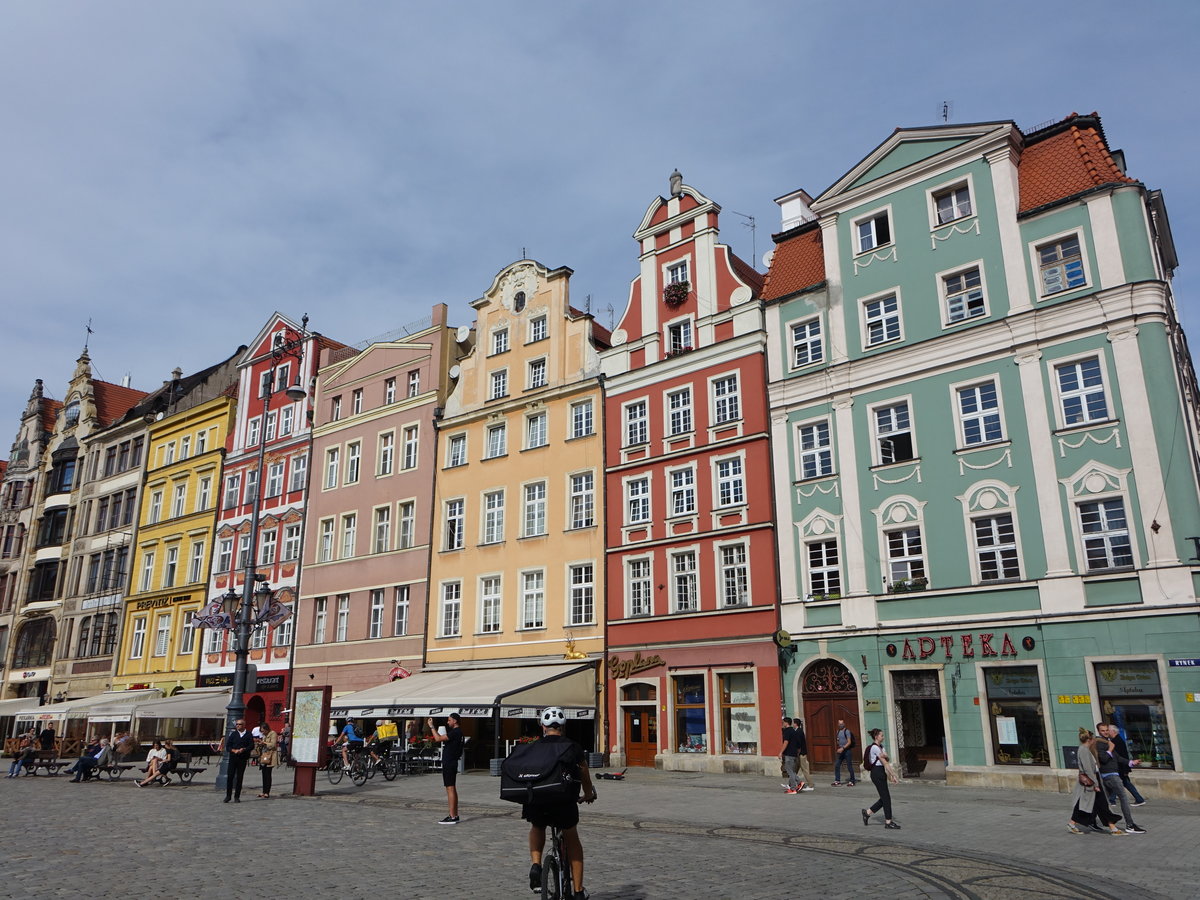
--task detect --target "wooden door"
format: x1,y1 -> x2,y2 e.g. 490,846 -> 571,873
623,706 -> 658,767
800,660 -> 860,769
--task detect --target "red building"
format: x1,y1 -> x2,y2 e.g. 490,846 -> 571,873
601,174 -> 783,773
201,313 -> 343,732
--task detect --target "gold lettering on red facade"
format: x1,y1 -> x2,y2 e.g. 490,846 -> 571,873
607,652 -> 666,680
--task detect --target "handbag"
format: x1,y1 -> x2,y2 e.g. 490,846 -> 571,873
1077,771 -> 1094,788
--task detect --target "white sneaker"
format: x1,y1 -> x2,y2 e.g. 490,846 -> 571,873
801,785 -> 814,791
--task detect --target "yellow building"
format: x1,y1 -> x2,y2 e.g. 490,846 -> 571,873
424,260 -> 608,754
112,359 -> 239,695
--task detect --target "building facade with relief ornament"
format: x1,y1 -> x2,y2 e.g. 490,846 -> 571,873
0,381 -> 61,707
417,260 -> 608,765
601,176 -> 783,775
11,350 -> 148,711
294,305 -> 461,694
111,353 -> 242,709
201,314 -> 339,733
763,114 -> 1200,798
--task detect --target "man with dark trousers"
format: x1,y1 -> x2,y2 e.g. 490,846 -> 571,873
222,717 -> 254,803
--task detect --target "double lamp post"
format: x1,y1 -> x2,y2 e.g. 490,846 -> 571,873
213,316 -> 310,793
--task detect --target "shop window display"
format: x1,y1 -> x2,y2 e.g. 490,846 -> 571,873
673,674 -> 707,753
719,672 -> 758,754
1094,660 -> 1174,769
984,666 -> 1049,765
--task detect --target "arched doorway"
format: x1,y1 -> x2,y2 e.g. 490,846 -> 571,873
620,683 -> 658,767
246,695 -> 267,730
800,659 -> 860,769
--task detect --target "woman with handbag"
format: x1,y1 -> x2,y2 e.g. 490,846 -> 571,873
1069,728 -> 1124,835
257,722 -> 280,798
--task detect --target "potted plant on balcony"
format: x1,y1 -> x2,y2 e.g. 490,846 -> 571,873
663,280 -> 690,307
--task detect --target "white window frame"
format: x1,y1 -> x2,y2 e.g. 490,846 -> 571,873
805,538 -> 841,599
351,389 -> 363,416
627,556 -> 652,617
567,562 -> 595,626
378,431 -> 395,476
491,328 -> 510,356
178,611 -> 196,656
440,581 -> 462,637
528,315 -> 547,343
796,419 -> 833,480
335,594 -> 350,642
717,541 -> 750,607
520,569 -> 545,629
393,585 -> 409,636
1076,497 -> 1135,572
483,489 -> 506,544
568,471 -> 595,529
885,525 -> 925,586
289,454 -> 307,492
1031,229 -> 1090,298
196,476 -> 212,512
260,528 -> 278,565
624,399 -> 648,447
625,475 -> 651,525
972,513 -> 1022,582
373,505 -> 391,554
345,441 -> 361,484
162,546 -> 178,588
446,433 -> 467,468
148,491 -> 163,524
523,481 -> 547,537
313,597 -> 327,644
479,575 -> 502,634
188,541 -> 205,583
526,411 -> 548,449
324,447 -> 340,489
939,261 -> 988,325
318,518 -> 335,562
670,548 -> 699,612
402,425 -> 419,470
265,461 -> 284,498
790,316 -> 824,369
385,377 -> 397,404
139,551 -> 155,592
710,373 -> 740,425
861,289 -> 903,348
870,398 -> 916,465
666,258 -> 690,284
668,465 -> 696,517
340,514 -> 356,559
223,474 -> 240,509
490,369 -> 508,400
954,379 -> 1005,447
130,617 -> 147,659
666,317 -> 694,354
444,499 -> 465,551
485,422 -> 507,459
853,205 -> 893,254
153,612 -> 171,657
713,455 -> 746,508
171,483 -> 187,518
398,501 -> 416,550
927,176 -> 975,228
1052,354 -> 1112,429
407,369 -> 420,398
528,358 -> 547,390
666,387 -> 693,436
279,405 -> 294,437
570,399 -> 594,439
216,539 -> 233,573
369,588 -> 385,639
282,524 -> 301,561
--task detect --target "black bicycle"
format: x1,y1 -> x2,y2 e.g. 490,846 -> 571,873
538,788 -> 596,900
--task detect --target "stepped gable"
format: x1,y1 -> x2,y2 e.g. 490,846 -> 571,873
1018,112 -> 1136,213
762,221 -> 825,301
92,380 -> 150,427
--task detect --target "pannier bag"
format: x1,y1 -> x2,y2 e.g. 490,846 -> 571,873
376,722 -> 399,741
500,740 -> 579,805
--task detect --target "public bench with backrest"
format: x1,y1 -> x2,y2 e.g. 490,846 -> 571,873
139,751 -> 207,785
23,750 -> 65,776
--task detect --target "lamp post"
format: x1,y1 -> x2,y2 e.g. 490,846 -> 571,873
213,316 -> 310,793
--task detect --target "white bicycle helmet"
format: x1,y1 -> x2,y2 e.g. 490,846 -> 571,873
540,706 -> 566,727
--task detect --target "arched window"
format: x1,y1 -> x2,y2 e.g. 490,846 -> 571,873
13,618 -> 56,668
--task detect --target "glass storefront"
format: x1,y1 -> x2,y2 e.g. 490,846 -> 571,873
1094,660 -> 1174,769
719,672 -> 757,754
673,674 -> 706,753
983,665 -> 1048,766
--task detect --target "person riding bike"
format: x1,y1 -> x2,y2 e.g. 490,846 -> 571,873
525,706 -> 596,900
365,719 -> 398,765
335,718 -> 365,768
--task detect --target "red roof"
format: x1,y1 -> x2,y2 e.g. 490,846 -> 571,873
1019,114 -> 1135,213
93,380 -> 150,427
762,225 -> 825,302
729,252 -> 765,295
41,400 -> 63,435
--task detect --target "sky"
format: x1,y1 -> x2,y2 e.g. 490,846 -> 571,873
2,1 -> 1198,436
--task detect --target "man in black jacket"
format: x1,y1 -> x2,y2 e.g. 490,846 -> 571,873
1100,722 -> 1147,806
222,718 -> 255,803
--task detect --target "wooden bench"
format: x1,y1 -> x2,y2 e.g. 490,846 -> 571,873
139,752 -> 206,785
95,760 -> 138,782
23,751 -> 65,776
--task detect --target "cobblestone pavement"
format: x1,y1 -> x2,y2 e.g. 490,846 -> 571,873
2,765 -> 1193,899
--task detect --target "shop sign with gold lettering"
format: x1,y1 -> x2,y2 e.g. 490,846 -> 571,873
607,652 -> 665,680
885,632 -> 1021,662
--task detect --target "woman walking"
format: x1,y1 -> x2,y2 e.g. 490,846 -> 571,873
861,728 -> 901,830
257,721 -> 280,798
1069,728 -> 1124,835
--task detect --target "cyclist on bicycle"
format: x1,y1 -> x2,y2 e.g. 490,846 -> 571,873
365,719 -> 397,764
525,706 -> 596,900
335,718 -> 364,768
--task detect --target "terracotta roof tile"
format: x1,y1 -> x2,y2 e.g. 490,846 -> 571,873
729,252 -> 764,295
762,224 -> 825,301
1019,114 -> 1135,213
92,380 -> 150,427
41,400 -> 63,435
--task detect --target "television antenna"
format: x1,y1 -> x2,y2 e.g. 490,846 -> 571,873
729,211 -> 757,268
940,100 -> 954,123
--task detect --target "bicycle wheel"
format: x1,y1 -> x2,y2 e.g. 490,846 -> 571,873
380,755 -> 397,781
326,757 -> 344,785
540,849 -> 562,900
350,757 -> 369,786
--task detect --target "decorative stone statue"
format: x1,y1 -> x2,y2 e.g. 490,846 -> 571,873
669,169 -> 683,198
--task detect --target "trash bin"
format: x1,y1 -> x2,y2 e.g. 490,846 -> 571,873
587,752 -> 604,769
489,757 -> 504,777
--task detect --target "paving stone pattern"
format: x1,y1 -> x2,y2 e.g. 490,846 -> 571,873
2,766 -> 1192,899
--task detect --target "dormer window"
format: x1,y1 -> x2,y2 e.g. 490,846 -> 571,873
855,210 -> 892,253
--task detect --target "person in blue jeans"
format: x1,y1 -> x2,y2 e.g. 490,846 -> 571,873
1099,722 -> 1146,806
833,719 -> 857,786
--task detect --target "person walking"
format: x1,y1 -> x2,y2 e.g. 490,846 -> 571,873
1095,731 -> 1146,834
779,717 -> 804,793
221,717 -> 255,803
1099,722 -> 1147,807
792,716 -> 814,791
860,728 -> 901,829
833,719 -> 857,786
429,712 -> 464,824
1069,728 -> 1124,835
257,721 -> 279,798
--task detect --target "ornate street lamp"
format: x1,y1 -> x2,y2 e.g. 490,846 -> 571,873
207,316 -> 310,793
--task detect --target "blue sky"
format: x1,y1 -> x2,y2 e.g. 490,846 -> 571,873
2,1 -> 1197,430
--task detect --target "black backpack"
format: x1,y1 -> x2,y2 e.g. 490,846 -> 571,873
500,739 -> 580,805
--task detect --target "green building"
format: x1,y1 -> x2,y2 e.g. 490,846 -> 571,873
762,115 -> 1198,799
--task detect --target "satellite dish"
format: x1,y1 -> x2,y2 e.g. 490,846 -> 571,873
762,249 -> 775,269
456,326 -> 471,343
448,365 -> 461,380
